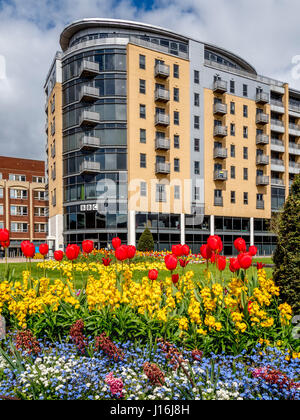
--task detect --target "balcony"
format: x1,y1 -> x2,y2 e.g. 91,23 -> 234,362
213,79 -> 227,93
155,138 -> 170,150
214,169 -> 228,181
289,161 -> 300,174
155,87 -> 170,102
256,134 -> 269,145
289,142 -> 300,155
256,91 -> 269,104
271,138 -> 285,152
256,175 -> 269,186
154,63 -> 170,78
155,162 -> 170,174
79,110 -> 100,127
214,125 -> 228,137
213,102 -> 227,115
256,113 -> 269,125
213,147 -> 228,159
79,161 -> 101,174
289,123 -> 300,136
271,158 -> 285,172
79,136 -> 101,150
214,196 -> 223,207
155,113 -> 170,126
256,154 -> 269,165
256,200 -> 265,210
271,178 -> 285,186
271,119 -> 285,133
270,99 -> 285,113
79,60 -> 99,77
289,103 -> 300,114
79,86 -> 100,102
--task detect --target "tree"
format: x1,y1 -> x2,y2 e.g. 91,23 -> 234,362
137,227 -> 155,252
273,174 -> 300,313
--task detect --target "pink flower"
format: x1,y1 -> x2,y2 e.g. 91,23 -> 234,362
105,372 -> 124,398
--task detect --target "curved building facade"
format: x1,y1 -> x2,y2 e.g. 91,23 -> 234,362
45,19 -> 300,255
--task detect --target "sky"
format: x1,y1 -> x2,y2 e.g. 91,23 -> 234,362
0,0 -> 300,160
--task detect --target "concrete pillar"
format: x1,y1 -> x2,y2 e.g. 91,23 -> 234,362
128,210 -> 136,246
250,217 -> 254,246
210,215 -> 214,236
180,213 -> 185,244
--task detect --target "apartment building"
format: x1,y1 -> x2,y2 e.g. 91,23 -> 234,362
0,156 -> 48,256
44,18 -> 300,255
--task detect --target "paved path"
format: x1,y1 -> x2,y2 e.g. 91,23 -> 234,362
0,258 -> 45,264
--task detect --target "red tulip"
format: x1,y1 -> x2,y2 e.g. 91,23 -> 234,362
0,229 -> 9,243
239,254 -> 252,270
165,254 -> 178,271
229,257 -> 240,273
200,244 -> 212,260
65,244 -> 80,261
21,240 -> 30,253
82,240 -> 94,254
54,250 -> 64,261
112,237 -> 121,250
22,242 -> 35,259
172,244 -> 183,257
1,240 -> 10,249
207,235 -> 219,251
256,262 -> 266,270
102,257 -> 112,266
115,245 -> 128,261
249,245 -> 258,257
234,238 -> 247,253
248,300 -> 253,314
148,269 -> 158,280
127,245 -> 136,259
215,235 -> 223,253
39,243 -> 49,256
210,252 -> 216,264
171,273 -> 179,285
179,258 -> 189,268
217,255 -> 227,271
181,244 -> 190,256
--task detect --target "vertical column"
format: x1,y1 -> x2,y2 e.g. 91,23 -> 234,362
128,210 -> 136,246
180,213 -> 185,245
250,217 -> 254,246
210,215 -> 214,236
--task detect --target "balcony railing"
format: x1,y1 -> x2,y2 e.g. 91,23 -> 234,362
214,196 -> 223,207
155,87 -> 170,102
271,178 -> 285,186
256,200 -> 265,210
79,110 -> 100,127
79,161 -> 101,174
271,158 -> 285,167
270,99 -> 284,108
256,91 -> 269,104
155,138 -> 170,150
256,154 -> 269,165
289,103 -> 300,113
289,161 -> 300,170
213,79 -> 227,93
256,134 -> 269,145
154,63 -> 170,78
256,113 -> 269,124
271,138 -> 284,147
289,142 -> 300,155
79,136 -> 101,150
256,175 -> 269,186
214,169 -> 228,181
213,148 -> 228,159
155,113 -> 170,126
289,123 -> 300,133
79,86 -> 100,102
155,162 -> 170,174
79,60 -> 99,77
213,102 -> 227,115
214,125 -> 228,137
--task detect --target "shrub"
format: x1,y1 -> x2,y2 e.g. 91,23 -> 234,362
137,227 -> 155,252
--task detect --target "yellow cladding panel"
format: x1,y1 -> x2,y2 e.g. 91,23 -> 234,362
204,88 -> 271,219
47,82 -> 63,218
127,43 -> 191,214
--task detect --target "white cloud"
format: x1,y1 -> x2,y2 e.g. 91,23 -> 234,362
0,0 -> 299,160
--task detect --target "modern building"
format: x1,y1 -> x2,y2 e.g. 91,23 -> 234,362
0,156 -> 48,256
44,18 -> 300,255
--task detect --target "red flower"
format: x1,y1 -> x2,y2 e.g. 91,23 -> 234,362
39,243 -> 49,256
256,262 -> 266,270
248,300 -> 253,313
54,250 -> 64,261
179,258 -> 189,268
234,237 -> 247,253
172,244 -> 183,257
102,257 -> 112,266
165,254 -> 178,271
217,255 -> 227,271
22,242 -> 35,259
207,235 -> 219,251
200,244 -> 212,260
181,244 -> 190,256
112,237 -> 121,250
148,269 -> 158,280
65,244 -> 80,261
248,245 -> 258,256
239,254 -> 252,270
1,240 -> 10,249
0,229 -> 9,243
82,240 -> 94,254
229,257 -> 240,273
115,245 -> 128,261
171,274 -> 179,285
127,245 -> 136,259
210,252 -> 216,264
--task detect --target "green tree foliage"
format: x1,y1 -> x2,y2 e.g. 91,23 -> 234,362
273,174 -> 300,313
137,228 -> 155,252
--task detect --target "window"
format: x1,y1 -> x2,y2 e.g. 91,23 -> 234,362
140,128 -> 146,143
9,174 -> 26,182
230,102 -> 235,115
156,184 -> 166,202
173,64 -> 179,78
10,189 -> 28,200
10,205 -> 27,216
230,123 -> 235,136
174,158 -> 180,172
140,153 -> 146,168
11,223 -> 28,233
244,192 -> 248,205
231,166 -> 236,179
194,187 -> 200,201
139,79 -> 146,94
0,205 -> 3,215
34,207 -> 47,217
194,161 -> 200,175
174,185 -> 180,199
243,105 -> 248,117
243,84 -> 248,97
34,191 -> 46,201
0,188 -> 3,199
174,135 -> 180,149
140,182 -> 147,197
230,144 -> 235,158
0,222 -> 3,229
194,138 -> 200,152
0,173 -> 2,180
194,93 -> 200,107
139,54 -> 146,69
243,147 -> 248,159
194,70 -> 200,84
140,104 -> 146,119
34,224 -> 47,233
174,87 -> 179,102
194,115 -> 200,129
243,168 -> 248,180
230,80 -> 235,94
243,126 -> 248,139
231,191 -> 236,204
174,111 -> 179,125
32,176 -> 45,183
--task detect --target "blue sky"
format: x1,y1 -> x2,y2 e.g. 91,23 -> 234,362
0,0 -> 300,159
